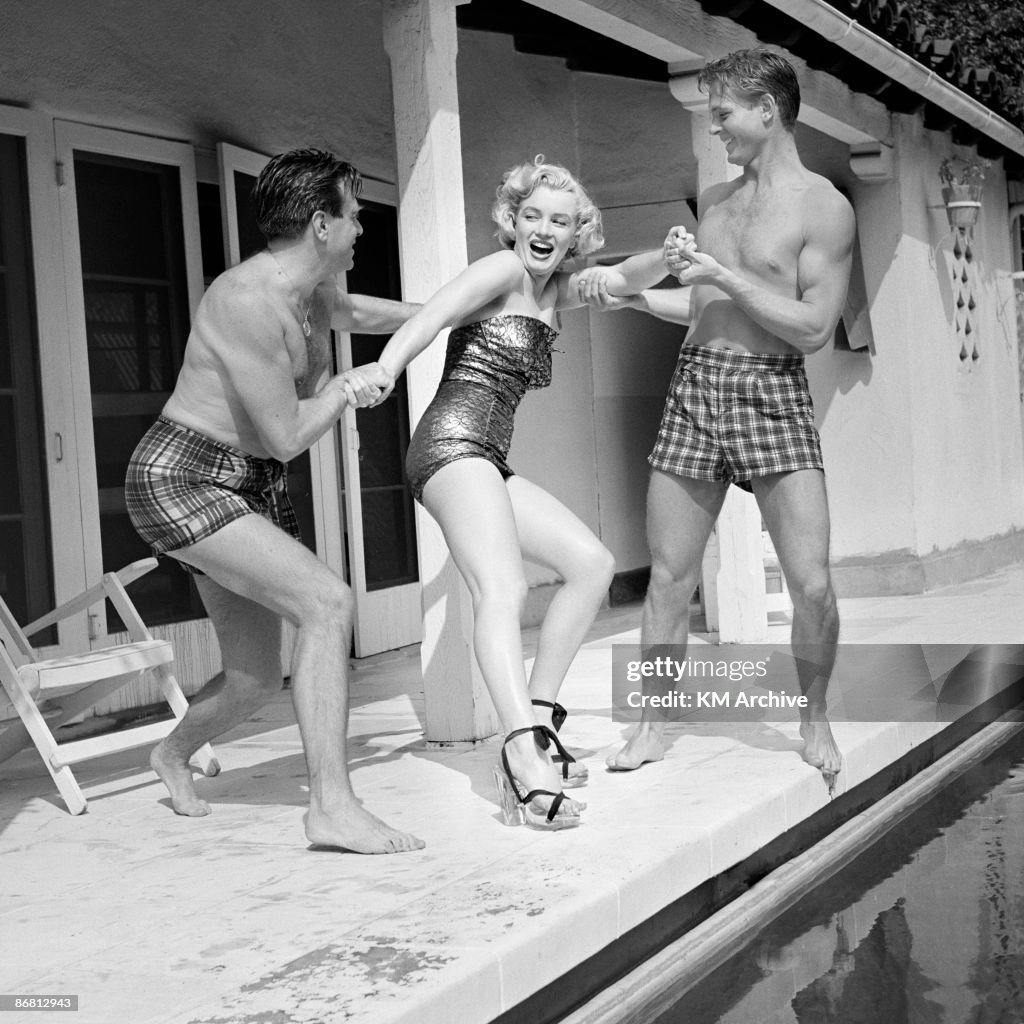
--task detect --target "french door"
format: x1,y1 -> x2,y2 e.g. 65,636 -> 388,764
0,107 -> 86,656
55,121 -> 206,643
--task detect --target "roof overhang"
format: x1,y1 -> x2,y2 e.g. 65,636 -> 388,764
521,0 -> 1024,174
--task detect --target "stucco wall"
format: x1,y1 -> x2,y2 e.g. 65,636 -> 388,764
895,117 -> 1024,557
794,125 -> 922,565
720,118 -> 1024,587
794,117 -> 1024,587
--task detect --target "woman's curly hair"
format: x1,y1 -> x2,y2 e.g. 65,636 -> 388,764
491,155 -> 604,260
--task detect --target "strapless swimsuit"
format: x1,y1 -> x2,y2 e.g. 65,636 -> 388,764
405,314 -> 556,502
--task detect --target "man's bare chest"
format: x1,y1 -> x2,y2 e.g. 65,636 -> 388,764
701,195 -> 804,282
291,297 -> 332,395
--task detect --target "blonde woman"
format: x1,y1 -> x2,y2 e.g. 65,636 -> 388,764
379,157 -> 669,828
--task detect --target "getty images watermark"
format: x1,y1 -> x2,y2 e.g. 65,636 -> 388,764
610,644 -> 1024,723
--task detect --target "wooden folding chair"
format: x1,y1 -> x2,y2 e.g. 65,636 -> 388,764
0,558 -> 217,814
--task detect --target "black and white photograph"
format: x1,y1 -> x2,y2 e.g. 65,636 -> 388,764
1,1 -> 1023,1021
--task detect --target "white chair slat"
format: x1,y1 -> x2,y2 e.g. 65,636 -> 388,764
20,640 -> 174,696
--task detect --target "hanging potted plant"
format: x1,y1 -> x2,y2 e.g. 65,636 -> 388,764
939,156 -> 988,232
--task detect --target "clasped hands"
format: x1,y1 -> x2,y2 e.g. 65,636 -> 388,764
664,226 -> 719,284
336,361 -> 395,409
574,225 -> 715,312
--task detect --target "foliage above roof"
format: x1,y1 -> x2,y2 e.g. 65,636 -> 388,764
902,0 -> 1024,130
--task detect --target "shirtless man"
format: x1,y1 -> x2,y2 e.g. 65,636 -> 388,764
125,148 -> 424,852
605,49 -> 854,791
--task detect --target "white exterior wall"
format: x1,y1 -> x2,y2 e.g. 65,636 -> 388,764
897,118 -> 1024,554
796,117 -> 1024,586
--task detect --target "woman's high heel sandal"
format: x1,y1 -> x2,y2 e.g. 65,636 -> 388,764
532,699 -> 589,788
492,725 -> 582,830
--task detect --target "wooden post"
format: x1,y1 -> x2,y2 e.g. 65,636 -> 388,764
669,72 -> 767,642
382,0 -> 499,742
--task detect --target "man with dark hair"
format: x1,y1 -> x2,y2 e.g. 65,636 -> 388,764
605,49 -> 854,791
126,148 -> 424,853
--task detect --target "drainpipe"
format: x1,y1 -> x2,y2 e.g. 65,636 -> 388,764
762,0 -> 1024,160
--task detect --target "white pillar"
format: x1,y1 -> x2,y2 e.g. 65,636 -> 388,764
669,71 -> 768,642
383,0 -> 499,742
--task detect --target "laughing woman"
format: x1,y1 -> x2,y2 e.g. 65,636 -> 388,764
377,157 -> 669,829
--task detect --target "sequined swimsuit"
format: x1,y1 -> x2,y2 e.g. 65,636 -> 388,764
405,314 -> 556,502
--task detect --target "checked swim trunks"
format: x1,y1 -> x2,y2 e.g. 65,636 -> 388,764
125,416 -> 300,575
649,345 -> 824,492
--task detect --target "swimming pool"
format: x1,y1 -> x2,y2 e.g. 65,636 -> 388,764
650,726 -> 1024,1023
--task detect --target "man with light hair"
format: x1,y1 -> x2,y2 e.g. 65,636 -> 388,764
607,49 -> 854,791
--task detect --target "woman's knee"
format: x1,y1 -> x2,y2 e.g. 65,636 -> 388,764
568,541 -> 615,593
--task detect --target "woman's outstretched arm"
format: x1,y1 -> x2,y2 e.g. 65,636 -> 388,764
378,250 -> 525,379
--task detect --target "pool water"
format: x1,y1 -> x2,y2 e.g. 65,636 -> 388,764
653,728 -> 1024,1024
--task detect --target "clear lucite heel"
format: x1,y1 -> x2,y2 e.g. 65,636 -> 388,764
494,725 -> 583,831
492,765 -> 525,825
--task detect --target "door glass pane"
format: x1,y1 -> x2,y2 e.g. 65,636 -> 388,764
233,170 -> 266,262
197,181 -> 226,286
73,152 -> 202,629
0,134 -> 55,638
346,202 -> 418,591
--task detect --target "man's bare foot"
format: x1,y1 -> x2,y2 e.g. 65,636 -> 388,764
799,718 -> 842,795
606,727 -> 665,771
150,740 -> 211,816
304,802 -> 425,854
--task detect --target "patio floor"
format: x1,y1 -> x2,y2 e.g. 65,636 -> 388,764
2,565 -> 1024,1024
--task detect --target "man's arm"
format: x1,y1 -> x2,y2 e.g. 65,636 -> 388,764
332,290 -> 422,334
629,286 -> 695,325
673,189 -> 855,354
329,291 -> 423,404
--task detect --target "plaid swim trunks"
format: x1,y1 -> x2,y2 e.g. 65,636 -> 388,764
125,416 -> 300,575
649,345 -> 823,492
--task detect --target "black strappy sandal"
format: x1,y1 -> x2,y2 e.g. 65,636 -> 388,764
492,725 -> 582,830
532,699 -> 588,788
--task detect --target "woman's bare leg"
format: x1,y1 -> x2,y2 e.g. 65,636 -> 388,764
422,461 -> 584,821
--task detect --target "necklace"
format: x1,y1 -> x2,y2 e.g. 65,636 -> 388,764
269,251 -> 313,338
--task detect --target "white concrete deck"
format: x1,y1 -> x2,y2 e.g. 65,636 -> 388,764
2,565 -> 1023,1024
